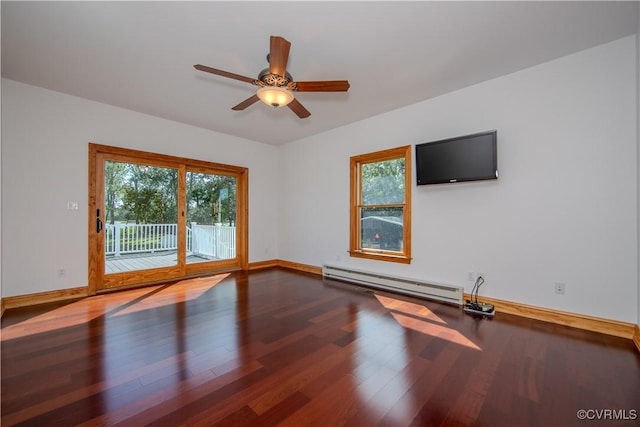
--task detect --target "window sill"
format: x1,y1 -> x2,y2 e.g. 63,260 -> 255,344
348,250 -> 412,264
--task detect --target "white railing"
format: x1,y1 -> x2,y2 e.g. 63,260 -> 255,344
190,223 -> 236,260
105,223 -> 180,256
105,223 -> 235,260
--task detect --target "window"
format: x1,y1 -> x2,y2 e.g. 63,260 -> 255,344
350,145 -> 411,263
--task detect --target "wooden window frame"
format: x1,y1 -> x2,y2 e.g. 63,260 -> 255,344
349,145 -> 412,264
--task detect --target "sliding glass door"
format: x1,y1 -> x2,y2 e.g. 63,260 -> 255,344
104,160 -> 180,274
186,169 -> 237,265
89,144 -> 248,292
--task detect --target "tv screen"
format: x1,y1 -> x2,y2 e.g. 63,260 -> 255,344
415,130 -> 498,185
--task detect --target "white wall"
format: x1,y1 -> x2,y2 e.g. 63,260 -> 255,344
280,36 -> 638,323
1,79 -> 279,297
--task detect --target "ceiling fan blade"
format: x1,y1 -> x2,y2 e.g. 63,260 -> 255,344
293,80 -> 351,92
269,36 -> 291,78
287,98 -> 311,119
231,94 -> 260,111
194,64 -> 256,84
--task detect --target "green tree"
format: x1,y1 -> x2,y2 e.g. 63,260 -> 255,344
361,158 -> 405,204
105,163 -> 236,226
187,172 -> 236,225
104,161 -> 127,225
121,164 -> 178,224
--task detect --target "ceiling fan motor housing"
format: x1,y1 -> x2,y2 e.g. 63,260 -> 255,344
258,68 -> 293,87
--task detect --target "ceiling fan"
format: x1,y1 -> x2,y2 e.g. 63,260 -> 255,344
194,36 -> 350,119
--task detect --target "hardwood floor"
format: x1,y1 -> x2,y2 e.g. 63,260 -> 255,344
2,268 -> 639,426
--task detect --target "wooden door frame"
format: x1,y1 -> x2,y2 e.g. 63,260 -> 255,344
88,143 -> 249,295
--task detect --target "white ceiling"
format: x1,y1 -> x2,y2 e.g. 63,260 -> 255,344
2,1 -> 638,146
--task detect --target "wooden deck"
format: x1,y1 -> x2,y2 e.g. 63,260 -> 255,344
105,252 -> 213,273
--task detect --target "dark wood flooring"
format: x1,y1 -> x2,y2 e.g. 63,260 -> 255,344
2,268 -> 639,426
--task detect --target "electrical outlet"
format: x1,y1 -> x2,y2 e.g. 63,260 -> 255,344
336,255 -> 341,262
555,281 -> 565,295
467,272 -> 474,281
57,268 -> 66,278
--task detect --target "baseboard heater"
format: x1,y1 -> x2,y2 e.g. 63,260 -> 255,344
322,264 -> 463,306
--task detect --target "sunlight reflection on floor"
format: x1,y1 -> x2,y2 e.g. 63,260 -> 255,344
375,294 -> 447,324
111,274 -> 228,317
0,274 -> 228,340
390,312 -> 481,351
375,294 -> 482,351
1,299 -> 102,341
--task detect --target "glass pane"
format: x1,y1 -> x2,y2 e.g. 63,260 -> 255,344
186,171 -> 237,264
104,161 -> 179,274
360,207 -> 404,252
361,158 -> 405,205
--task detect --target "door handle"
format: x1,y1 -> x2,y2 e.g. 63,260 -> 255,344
96,208 -> 102,233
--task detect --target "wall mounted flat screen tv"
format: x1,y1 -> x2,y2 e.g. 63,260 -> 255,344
416,130 -> 498,185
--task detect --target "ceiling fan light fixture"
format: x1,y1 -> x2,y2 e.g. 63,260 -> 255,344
257,86 -> 294,108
